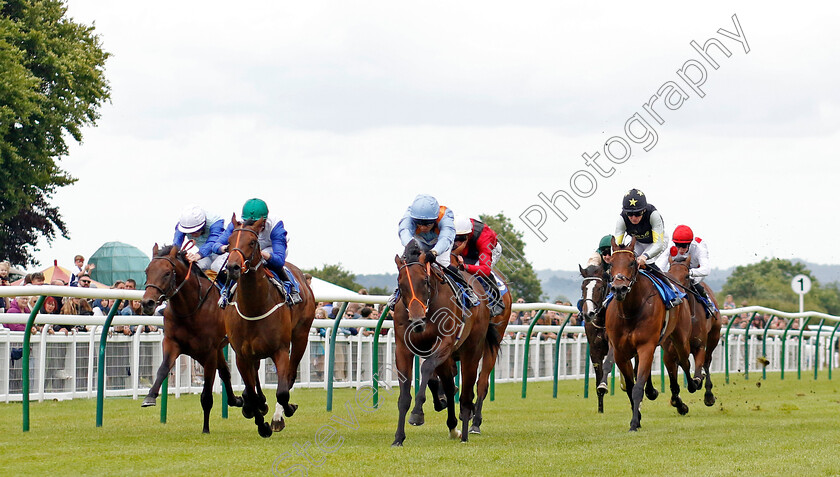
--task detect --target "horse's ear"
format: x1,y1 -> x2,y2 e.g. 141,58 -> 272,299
610,235 -> 618,251
168,244 -> 179,257
254,217 -> 266,230
579,264 -> 585,276
152,243 -> 159,257
394,254 -> 404,267
628,236 -> 636,251
231,212 -> 239,227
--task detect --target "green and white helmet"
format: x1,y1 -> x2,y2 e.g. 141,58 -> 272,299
242,198 -> 269,221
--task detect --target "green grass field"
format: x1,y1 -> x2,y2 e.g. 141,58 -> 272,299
2,373 -> 839,476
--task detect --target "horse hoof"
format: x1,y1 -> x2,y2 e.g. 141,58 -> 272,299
242,406 -> 254,419
408,413 -> 425,426
678,403 -> 689,415
230,396 -> 244,408
202,428 -> 210,434
434,399 -> 447,412
286,403 -> 298,417
258,422 -> 273,438
646,388 -> 659,401
704,394 -> 716,407
259,403 -> 269,416
141,396 -> 157,407
391,441 -> 404,447
449,428 -> 462,440
597,383 -> 608,392
469,425 -> 481,435
271,417 -> 286,432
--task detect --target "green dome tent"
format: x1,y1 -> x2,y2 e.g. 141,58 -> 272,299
89,241 -> 150,288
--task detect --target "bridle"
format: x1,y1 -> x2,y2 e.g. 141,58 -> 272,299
398,261 -> 432,315
609,249 -> 638,289
144,255 -> 211,317
228,227 -> 262,274
581,275 -> 607,316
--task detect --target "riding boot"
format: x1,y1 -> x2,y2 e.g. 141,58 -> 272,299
387,287 -> 399,309
217,269 -> 231,308
693,282 -> 714,317
276,267 -> 303,306
446,265 -> 480,307
483,276 -> 504,317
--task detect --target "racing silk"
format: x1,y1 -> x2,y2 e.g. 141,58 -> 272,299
458,219 -> 497,277
398,205 -> 455,258
656,237 -> 710,284
614,204 -> 666,261
173,211 -> 224,258
216,215 -> 288,270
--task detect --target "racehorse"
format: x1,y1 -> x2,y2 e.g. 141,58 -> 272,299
224,215 -> 315,438
391,240 -> 499,445
605,237 -> 698,431
141,244 -> 243,433
665,253 -> 722,407
578,258 -> 615,413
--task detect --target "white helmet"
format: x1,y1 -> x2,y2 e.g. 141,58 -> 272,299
454,215 -> 473,235
177,205 -> 206,234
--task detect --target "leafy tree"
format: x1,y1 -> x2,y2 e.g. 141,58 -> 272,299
479,213 -> 543,302
0,0 -> 110,266
721,258 -> 840,315
303,263 -> 363,292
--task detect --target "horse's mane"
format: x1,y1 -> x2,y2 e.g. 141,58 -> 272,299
403,240 -> 424,262
156,245 -> 178,257
154,244 -> 211,281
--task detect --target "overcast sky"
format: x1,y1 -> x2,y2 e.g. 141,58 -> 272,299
27,1 -> 840,278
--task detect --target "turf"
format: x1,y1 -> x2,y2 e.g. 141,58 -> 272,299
1,372 -> 839,476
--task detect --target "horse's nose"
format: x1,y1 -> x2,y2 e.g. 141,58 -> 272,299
586,310 -> 597,321
411,320 -> 426,334
141,299 -> 156,315
227,263 -> 241,278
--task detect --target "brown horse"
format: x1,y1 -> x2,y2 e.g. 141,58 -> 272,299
665,254 -> 722,407
141,244 -> 243,433
224,216 -> 315,437
606,237 -> 697,431
391,240 -> 499,445
578,259 -> 615,413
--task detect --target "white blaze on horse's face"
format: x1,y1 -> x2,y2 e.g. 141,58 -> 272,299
583,280 -> 598,317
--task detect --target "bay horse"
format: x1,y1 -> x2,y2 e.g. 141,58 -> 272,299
605,237 -> 697,431
224,215 -> 315,438
391,240 -> 499,445
665,253 -> 722,407
578,258 -> 615,413
141,244 -> 243,434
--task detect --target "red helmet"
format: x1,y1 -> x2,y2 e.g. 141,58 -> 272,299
672,225 -> 694,244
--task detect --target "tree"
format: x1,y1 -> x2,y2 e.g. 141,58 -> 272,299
303,263 -> 363,292
721,258 -> 840,314
479,213 -> 543,302
0,1 -> 110,266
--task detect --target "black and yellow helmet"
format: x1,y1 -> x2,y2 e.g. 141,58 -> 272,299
622,188 -> 647,214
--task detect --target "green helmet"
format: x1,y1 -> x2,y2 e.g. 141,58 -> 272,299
597,235 -> 612,254
242,198 -> 269,221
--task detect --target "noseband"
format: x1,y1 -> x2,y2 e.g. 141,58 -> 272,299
399,261 -> 432,315
229,227 -> 262,274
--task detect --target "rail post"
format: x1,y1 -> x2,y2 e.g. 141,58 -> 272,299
743,312 -> 757,380
797,317 -> 811,380
814,319 -> 825,380
371,305 -> 390,409
521,310 -> 544,399
21,295 -> 45,432
551,313 -> 572,398
828,322 -> 840,380
96,299 -> 122,428
222,344 -> 230,418
723,312 -> 738,384
761,316 -> 776,380
583,341 -> 590,399
780,318 -> 796,380
326,302 -> 348,411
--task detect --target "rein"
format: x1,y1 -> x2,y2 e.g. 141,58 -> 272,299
144,256 -> 212,318
398,261 -> 431,313
581,276 -> 607,329
229,227 -> 262,274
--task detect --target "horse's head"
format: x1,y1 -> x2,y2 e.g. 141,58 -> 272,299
579,261 -> 608,323
394,240 -> 434,332
667,251 -> 692,286
225,213 -> 265,281
142,243 -> 188,315
609,236 -> 637,301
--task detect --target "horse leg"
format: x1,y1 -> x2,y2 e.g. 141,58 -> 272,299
282,322 -> 311,416
704,323 -> 721,407
142,340 -> 179,407
392,348 -> 415,447
593,340 -> 612,414
663,345 -> 689,416
236,356 -> 272,438
436,361 -> 459,440
273,346 -> 295,431
428,374 -> 448,412
200,357 -> 217,434
458,350 -> 482,443
472,343 -> 499,433
629,347 -> 655,431
254,362 -> 269,416
216,349 -> 243,408
409,357 -> 440,426
614,357 -> 635,412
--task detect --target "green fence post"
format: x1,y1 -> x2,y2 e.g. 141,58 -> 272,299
814,319 -> 825,380
371,305 -> 390,409
829,323 -> 840,380
797,317 -> 811,380
761,316 -> 776,380
222,344 -> 229,418
521,310 -> 545,399
96,299 -> 122,428
610,363 -> 616,395
724,313 -> 737,384
414,355 -> 420,392
743,312 -> 757,380
660,352 -> 665,392
780,318 -> 796,380
21,295 -> 45,432
454,361 -> 461,401
583,341 -> 590,399
326,302 -> 348,412
490,368 -> 495,402
551,313 -> 572,399
160,377 -> 168,424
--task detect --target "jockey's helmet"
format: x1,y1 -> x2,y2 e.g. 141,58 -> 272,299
177,205 -> 206,234
242,198 -> 269,221
454,215 -> 473,235
409,194 -> 439,223
598,235 -> 612,255
672,225 -> 694,245
622,188 -> 647,214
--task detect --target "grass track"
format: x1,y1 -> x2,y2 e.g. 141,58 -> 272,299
2,372 -> 840,476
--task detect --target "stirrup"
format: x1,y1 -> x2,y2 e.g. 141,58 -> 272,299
490,301 -> 505,316
465,289 -> 480,308
288,290 -> 303,306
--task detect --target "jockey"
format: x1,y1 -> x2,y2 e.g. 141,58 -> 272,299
452,214 -> 504,316
656,225 -> 714,317
393,194 -> 479,308
216,198 -> 302,305
614,188 -> 666,271
589,234 -> 613,273
173,204 -> 226,272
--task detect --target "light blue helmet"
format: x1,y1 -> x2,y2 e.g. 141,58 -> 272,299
409,194 -> 440,221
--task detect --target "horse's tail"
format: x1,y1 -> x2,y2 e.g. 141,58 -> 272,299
485,320 -> 502,357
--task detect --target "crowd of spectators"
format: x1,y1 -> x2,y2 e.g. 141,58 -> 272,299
0,256 -> 157,336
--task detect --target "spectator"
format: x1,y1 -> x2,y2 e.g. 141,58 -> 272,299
30,272 -> 45,286
124,279 -> 137,291
303,273 -> 312,286
70,255 -> 95,287
121,300 -> 157,334
311,307 -> 328,379
723,294 -> 736,310
507,310 -> 522,338
4,296 -> 37,333
360,306 -> 377,337
0,260 -> 10,312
